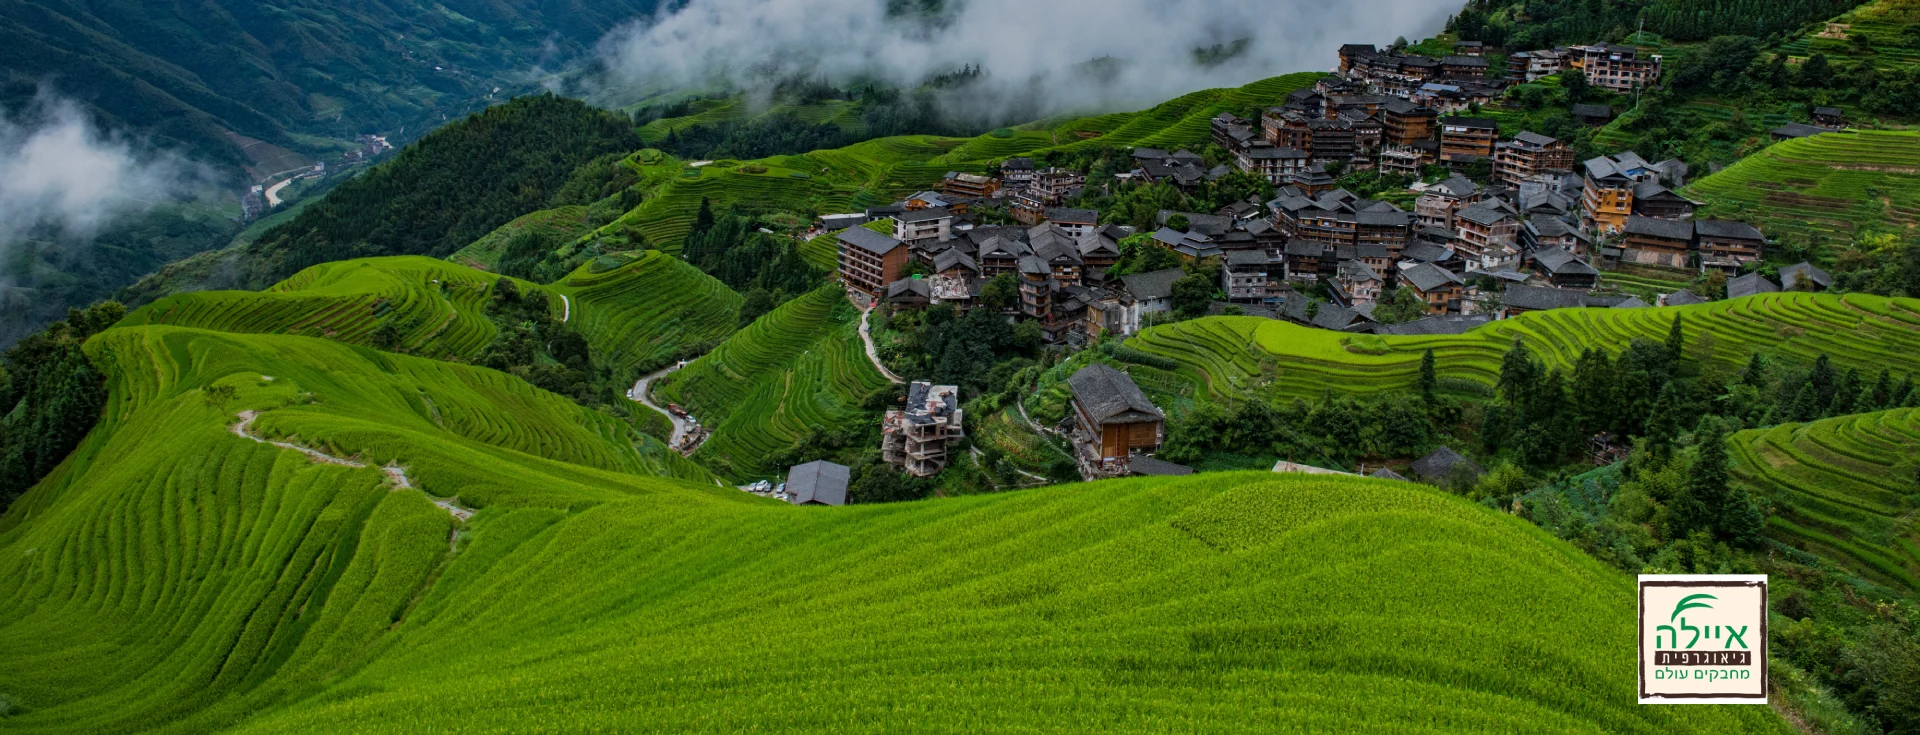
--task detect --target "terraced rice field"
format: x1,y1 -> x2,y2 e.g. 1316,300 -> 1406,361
1685,130 -> 1920,240
121,257 -> 534,360
1124,292 -> 1920,403
118,255 -> 742,381
1777,0 -> 1920,70
549,252 -> 743,378
1730,408 -> 1920,591
653,286 -> 888,480
0,337 -> 1793,733
447,206 -> 593,270
610,74 -> 1324,250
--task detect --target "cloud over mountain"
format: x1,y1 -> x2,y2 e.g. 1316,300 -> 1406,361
592,0 -> 1452,115
0,92 -> 203,249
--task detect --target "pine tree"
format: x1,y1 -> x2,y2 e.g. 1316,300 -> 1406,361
1722,485 -> 1768,549
1741,353 -> 1767,389
1832,368 -> 1861,416
1572,348 -> 1616,437
1872,369 -> 1894,409
1897,373 -> 1916,407
1666,314 -> 1685,363
1418,349 -> 1438,403
692,197 -> 715,238
1791,381 -> 1821,422
1809,355 -> 1837,413
1644,383 -> 1685,458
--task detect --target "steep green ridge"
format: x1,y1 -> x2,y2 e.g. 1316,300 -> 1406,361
119,254 -> 740,380
600,73 -> 1325,252
1686,130 -> 1920,240
1730,408 -> 1920,590
654,286 -> 886,480
0,362 -> 1791,735
447,206 -> 594,271
550,252 -> 744,377
1778,0 -> 1920,69
0,0 -> 662,171
1123,293 -> 1920,403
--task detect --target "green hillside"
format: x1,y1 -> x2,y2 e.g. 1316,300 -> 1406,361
120,254 -> 740,380
653,286 -> 887,480
595,73 -> 1325,252
1122,292 -> 1920,405
1778,0 -> 1920,70
1686,130 -> 1920,241
447,206 -> 595,271
1731,408 -> 1920,591
0,341 -> 1791,734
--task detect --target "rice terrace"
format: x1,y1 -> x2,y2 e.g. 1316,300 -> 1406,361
4,0 -> 1920,731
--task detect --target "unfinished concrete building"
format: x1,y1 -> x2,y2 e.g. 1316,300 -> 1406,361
882,382 -> 964,477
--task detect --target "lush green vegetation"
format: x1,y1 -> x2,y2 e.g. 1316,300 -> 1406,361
653,286 -> 889,480
447,207 -> 595,272
1122,293 -> 1920,403
1448,0 -> 1864,48
1730,408 -> 1920,590
217,96 -> 642,292
121,254 -> 740,384
0,381 -> 1796,734
0,303 -> 122,508
1687,130 -> 1920,242
0,0 -> 661,172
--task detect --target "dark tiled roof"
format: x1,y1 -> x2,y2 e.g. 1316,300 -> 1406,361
1442,116 -> 1499,130
886,278 -> 932,300
1781,262 -> 1833,290
1069,364 -> 1164,424
1404,262 -> 1464,292
1047,207 -> 1098,224
838,226 -> 903,255
1693,219 -> 1764,241
1503,284 -> 1597,311
897,207 -> 953,224
1727,273 -> 1781,299
1530,246 -> 1596,276
1371,314 -> 1490,336
1570,103 -> 1613,118
1411,446 -> 1484,483
787,460 -> 850,505
934,249 -> 977,273
1663,290 -> 1707,306
1771,122 -> 1830,139
1129,456 -> 1194,476
1120,268 -> 1186,301
1624,215 -> 1694,241
1370,468 -> 1409,481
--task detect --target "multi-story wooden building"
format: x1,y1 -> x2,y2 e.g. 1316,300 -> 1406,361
838,227 -> 908,296
1621,215 -> 1695,269
1068,364 -> 1166,466
1402,262 -> 1465,314
1439,117 -> 1499,163
1381,99 -> 1438,146
941,172 -> 999,199
1493,131 -> 1574,185
882,382 -> 964,477
1567,44 -> 1663,93
1695,219 -> 1767,271
1581,152 -> 1672,234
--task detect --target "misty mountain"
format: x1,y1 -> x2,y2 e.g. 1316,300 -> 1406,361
0,0 -> 663,173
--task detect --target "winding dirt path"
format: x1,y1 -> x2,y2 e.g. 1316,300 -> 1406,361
629,362 -> 699,450
232,410 -> 474,521
855,299 -> 904,385
560,294 -> 571,323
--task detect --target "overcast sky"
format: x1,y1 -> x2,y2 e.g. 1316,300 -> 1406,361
591,0 -> 1452,115
0,92 -> 200,252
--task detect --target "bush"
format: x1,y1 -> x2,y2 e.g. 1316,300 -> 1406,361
990,128 -> 1015,138
1111,346 -> 1178,371
738,164 -> 769,174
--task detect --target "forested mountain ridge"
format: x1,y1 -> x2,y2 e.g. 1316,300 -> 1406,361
0,0 -> 661,171
116,95 -> 642,301
1448,0 -> 1866,47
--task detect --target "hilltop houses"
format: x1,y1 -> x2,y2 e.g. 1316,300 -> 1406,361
882,382 -> 964,477
1068,364 -> 1166,469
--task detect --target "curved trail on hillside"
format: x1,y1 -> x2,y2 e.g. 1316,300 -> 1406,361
232,410 -> 474,521
560,294 -> 571,323
857,302 -> 904,384
629,363 -> 696,448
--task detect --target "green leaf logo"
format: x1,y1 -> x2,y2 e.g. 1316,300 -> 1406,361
1670,593 -> 1717,622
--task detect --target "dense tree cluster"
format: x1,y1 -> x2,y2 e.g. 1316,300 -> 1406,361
657,113 -> 856,161
242,96 -> 641,290
1448,0 -> 1861,48
477,282 -> 599,406
681,200 -> 827,324
0,303 -> 122,508
881,303 -> 1043,395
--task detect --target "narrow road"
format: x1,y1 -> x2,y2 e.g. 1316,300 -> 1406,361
629,362 -> 696,448
856,301 -> 904,384
264,178 -> 294,207
233,410 -> 473,521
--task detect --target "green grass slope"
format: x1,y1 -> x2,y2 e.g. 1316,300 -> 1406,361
446,206 -> 594,270
548,251 -> 745,377
1731,408 -> 1920,591
1123,292 -> 1920,406
0,325 -> 737,732
0,424 -> 1791,733
1685,130 -> 1920,240
600,73 -> 1324,252
653,286 -> 887,480
120,254 -> 741,380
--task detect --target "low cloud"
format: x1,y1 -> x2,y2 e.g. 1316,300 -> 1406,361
0,91 -> 205,249
589,0 -> 1453,119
